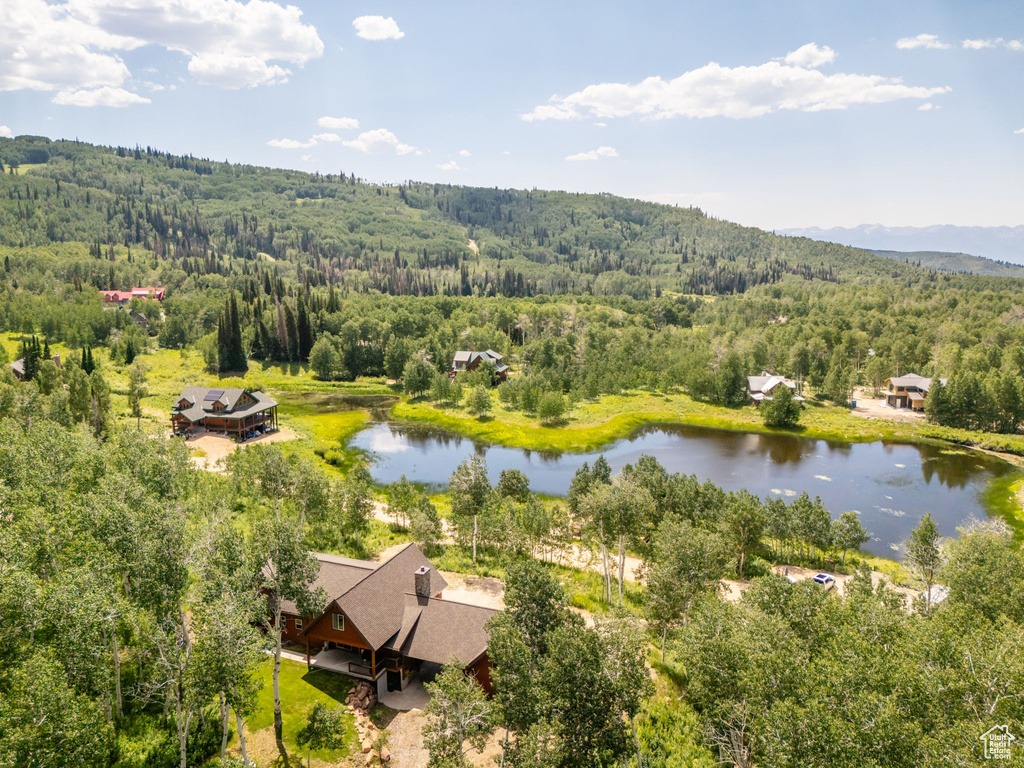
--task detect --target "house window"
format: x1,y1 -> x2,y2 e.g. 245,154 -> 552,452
332,613 -> 345,632
294,618 -> 303,630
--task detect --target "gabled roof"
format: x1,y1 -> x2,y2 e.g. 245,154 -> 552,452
387,594 -> 497,665
279,553 -> 377,615
454,350 -> 504,366
10,359 -> 25,376
885,373 -> 947,391
748,371 -> 797,394
100,290 -> 134,302
171,386 -> 277,421
333,543 -> 447,649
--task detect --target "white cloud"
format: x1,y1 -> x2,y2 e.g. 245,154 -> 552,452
52,86 -> 151,107
0,0 -> 323,99
436,160 -> 462,171
522,53 -> 950,122
301,154 -> 312,161
1015,128 -> 1024,135
566,146 -> 618,161
317,116 -> 359,130
458,149 -> 471,157
594,122 -> 607,127
312,132 -> 340,142
963,38 -> 1001,49
502,150 -> 511,155
896,33 -> 950,50
0,125 -> 12,137
352,15 -> 404,41
188,53 -> 290,88
521,103 -> 582,122
342,128 -> 415,155
917,102 -> 938,111
267,137 -> 316,149
961,37 -> 1024,51
783,43 -> 836,68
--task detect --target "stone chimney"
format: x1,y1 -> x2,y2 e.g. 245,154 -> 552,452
414,565 -> 431,598
52,354 -> 61,368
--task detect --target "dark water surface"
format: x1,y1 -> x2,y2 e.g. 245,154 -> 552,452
350,422 -> 1014,558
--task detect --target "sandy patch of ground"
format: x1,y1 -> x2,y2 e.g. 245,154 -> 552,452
849,386 -> 926,423
438,571 -> 506,610
186,427 -> 298,471
382,710 -> 429,768
762,564 -> 918,606
721,578 -> 751,602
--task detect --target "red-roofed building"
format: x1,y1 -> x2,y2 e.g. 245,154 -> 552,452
100,287 -> 164,306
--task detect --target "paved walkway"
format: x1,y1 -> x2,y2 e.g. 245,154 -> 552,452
379,677 -> 430,711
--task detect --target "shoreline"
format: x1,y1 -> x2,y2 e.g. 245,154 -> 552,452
384,396 -> 1024,537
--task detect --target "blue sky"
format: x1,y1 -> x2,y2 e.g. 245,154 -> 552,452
2,0 -> 1022,229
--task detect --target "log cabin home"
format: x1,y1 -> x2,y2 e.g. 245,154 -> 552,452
170,386 -> 278,439
884,374 -> 946,411
451,349 -> 509,382
273,544 -> 497,696
747,371 -> 804,404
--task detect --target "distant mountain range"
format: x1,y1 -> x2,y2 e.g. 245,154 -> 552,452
779,224 -> 1024,265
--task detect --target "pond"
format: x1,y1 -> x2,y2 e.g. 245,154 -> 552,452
349,422 -> 1016,558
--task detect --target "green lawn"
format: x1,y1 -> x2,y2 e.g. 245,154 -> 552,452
235,657 -> 360,765
392,387 -> 1024,458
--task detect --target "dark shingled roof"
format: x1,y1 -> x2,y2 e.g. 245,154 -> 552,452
387,594 -> 497,665
279,553 -> 377,615
171,386 -> 277,422
332,543 -> 447,649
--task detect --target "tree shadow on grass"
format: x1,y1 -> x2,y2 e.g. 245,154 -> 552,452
300,669 -> 354,704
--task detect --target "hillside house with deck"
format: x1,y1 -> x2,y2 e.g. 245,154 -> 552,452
170,386 -> 278,439
747,371 -> 804,404
884,374 -> 946,411
273,544 -> 497,695
451,350 -> 508,382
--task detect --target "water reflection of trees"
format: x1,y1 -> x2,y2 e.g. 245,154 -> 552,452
920,456 -> 972,489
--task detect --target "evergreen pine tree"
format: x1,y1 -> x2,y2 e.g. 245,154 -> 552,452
227,292 -> 247,372
283,303 -> 299,362
82,345 -> 95,375
250,315 -> 266,360
296,296 -> 314,362
216,310 -> 229,372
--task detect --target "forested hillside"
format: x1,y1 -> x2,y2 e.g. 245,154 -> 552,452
1,134 -> 917,301
4,134 -> 1024,436
868,249 -> 1024,278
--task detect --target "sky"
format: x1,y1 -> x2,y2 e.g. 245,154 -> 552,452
1,0 -> 1022,230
